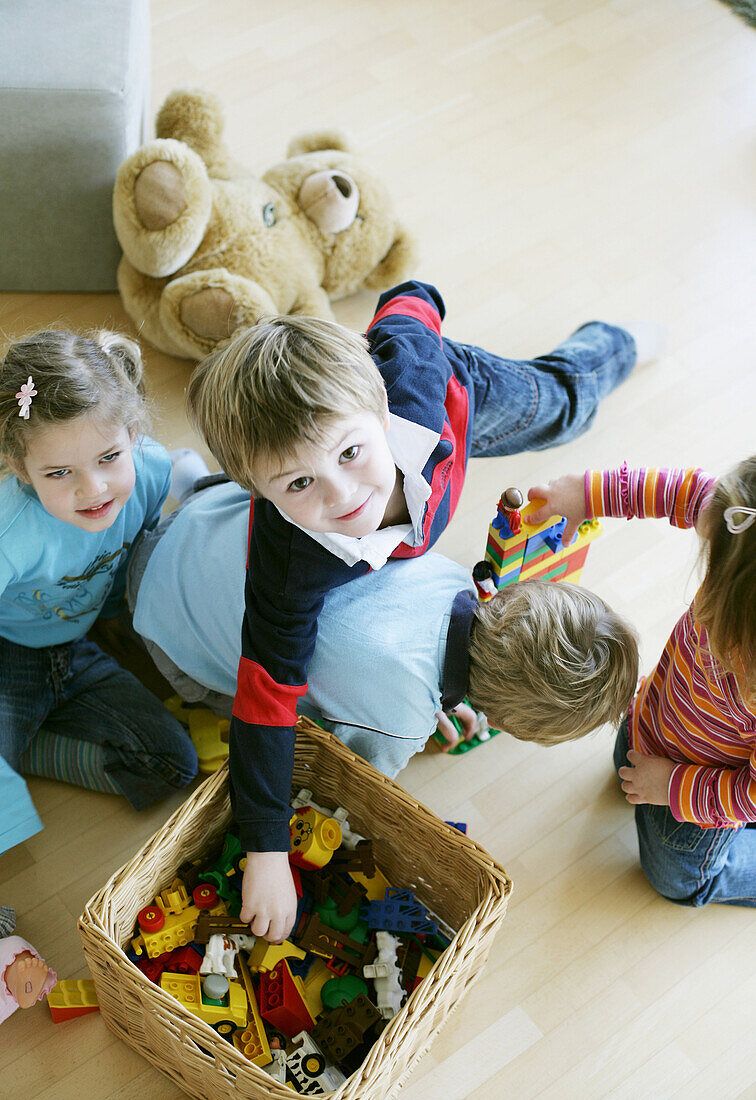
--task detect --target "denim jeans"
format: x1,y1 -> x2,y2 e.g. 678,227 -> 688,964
447,321 -> 636,456
0,633 -> 198,810
614,719 -> 756,907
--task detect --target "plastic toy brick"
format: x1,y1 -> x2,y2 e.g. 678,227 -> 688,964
47,979 -> 99,1022
362,888 -> 438,935
159,971 -> 247,1031
312,992 -> 382,1072
135,901 -> 203,959
259,959 -> 316,1038
348,859 -> 392,902
135,943 -> 203,984
483,494 -> 602,592
301,957 -> 335,1017
246,935 -> 306,974
289,806 -> 342,870
432,698 -> 503,754
194,911 -> 250,945
329,837 -> 375,877
187,708 -> 230,774
314,893 -> 363,935
235,954 -> 272,1067
165,696 -> 230,774
297,913 -> 376,968
157,877 -> 191,915
444,820 -> 468,833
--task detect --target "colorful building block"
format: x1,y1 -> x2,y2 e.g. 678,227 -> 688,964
235,955 -> 272,1066
165,696 -> 230,773
259,959 -> 317,1038
46,979 -> 99,1022
362,888 -> 438,935
480,493 -> 602,594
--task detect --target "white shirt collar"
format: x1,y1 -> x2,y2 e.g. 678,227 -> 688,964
278,412 -> 438,569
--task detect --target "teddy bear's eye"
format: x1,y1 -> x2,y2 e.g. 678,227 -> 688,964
262,202 -> 277,227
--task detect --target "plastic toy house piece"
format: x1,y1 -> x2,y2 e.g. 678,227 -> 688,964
47,978 -> 99,1022
479,491 -> 602,596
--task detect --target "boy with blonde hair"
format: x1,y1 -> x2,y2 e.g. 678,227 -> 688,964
188,280 -> 653,942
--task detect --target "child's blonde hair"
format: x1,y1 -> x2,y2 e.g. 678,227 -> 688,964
187,315 -> 388,492
467,579 -> 639,746
696,454 -> 756,700
0,329 -> 148,472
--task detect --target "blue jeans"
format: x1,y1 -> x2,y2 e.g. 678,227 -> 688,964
0,633 -> 198,810
614,720 -> 756,907
446,321 -> 636,456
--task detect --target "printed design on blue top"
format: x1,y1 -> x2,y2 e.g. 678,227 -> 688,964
10,542 -> 130,621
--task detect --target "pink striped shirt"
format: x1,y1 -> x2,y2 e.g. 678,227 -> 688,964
586,465 -> 756,828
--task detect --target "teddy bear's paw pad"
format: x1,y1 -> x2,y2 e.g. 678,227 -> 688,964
179,287 -> 237,341
7,954 -> 50,1009
134,161 -> 188,231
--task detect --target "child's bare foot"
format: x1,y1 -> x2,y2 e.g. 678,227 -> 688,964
5,951 -> 49,1009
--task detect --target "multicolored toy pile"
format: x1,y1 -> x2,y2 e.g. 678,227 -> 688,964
126,788 -> 454,1093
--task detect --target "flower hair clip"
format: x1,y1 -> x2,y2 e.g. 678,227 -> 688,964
15,376 -> 37,420
723,505 -> 756,535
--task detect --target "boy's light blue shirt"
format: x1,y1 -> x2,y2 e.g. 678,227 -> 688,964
132,481 -> 474,771
0,437 -> 170,647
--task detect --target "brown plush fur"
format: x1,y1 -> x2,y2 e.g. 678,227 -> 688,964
113,89 -> 417,359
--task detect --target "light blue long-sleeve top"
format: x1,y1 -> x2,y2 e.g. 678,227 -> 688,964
0,437 -> 171,647
131,481 -> 475,777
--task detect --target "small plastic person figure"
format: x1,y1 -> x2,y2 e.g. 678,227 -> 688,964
493,487 -> 524,538
0,906 -> 56,1024
472,560 -> 497,601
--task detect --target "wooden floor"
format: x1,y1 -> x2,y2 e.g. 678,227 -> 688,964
2,1 -> 755,1096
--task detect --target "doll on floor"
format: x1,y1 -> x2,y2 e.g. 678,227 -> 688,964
0,906 -> 56,1023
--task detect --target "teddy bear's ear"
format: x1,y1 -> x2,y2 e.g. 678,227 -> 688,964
363,226 -> 419,291
286,130 -> 353,158
155,89 -> 228,170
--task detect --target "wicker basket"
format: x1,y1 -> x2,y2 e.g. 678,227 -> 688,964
80,718 -> 512,1099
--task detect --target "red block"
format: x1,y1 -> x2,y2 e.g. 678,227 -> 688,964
259,959 -> 315,1038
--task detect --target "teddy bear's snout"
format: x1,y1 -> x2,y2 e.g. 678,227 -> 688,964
298,170 -> 360,235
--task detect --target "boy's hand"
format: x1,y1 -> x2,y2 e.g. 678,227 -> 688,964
526,474 -> 586,546
240,850 -> 297,943
618,749 -> 674,806
435,702 -> 478,752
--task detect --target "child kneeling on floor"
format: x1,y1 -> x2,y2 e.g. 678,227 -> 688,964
529,457 -> 756,908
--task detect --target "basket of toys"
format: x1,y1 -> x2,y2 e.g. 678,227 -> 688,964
79,718 -> 512,1099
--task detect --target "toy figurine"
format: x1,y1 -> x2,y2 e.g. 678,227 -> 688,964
0,906 -> 56,1024
492,486 -> 524,539
472,560 -> 497,601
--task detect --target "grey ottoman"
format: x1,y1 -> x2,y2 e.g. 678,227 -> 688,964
0,0 -> 150,291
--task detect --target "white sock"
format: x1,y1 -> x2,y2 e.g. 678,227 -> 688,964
169,448 -> 210,501
620,320 -> 668,367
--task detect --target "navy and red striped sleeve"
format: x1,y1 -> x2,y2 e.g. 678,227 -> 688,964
229,499 -> 369,852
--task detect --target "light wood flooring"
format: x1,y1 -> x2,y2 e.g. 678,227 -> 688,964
1,1 -> 755,1096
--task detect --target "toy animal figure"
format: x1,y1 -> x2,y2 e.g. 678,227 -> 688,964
113,89 -> 417,359
200,931 -> 256,978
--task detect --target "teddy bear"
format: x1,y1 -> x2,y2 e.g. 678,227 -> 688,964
113,89 -> 417,359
